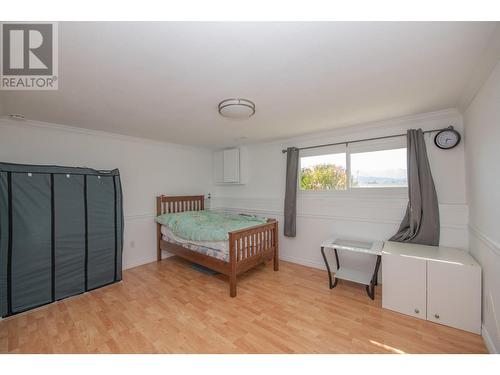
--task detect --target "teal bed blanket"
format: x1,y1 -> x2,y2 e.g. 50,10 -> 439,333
155,210 -> 267,241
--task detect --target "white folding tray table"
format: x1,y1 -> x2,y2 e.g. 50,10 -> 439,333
320,238 -> 384,300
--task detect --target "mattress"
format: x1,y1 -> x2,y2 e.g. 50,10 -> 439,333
161,225 -> 229,262
156,210 -> 267,241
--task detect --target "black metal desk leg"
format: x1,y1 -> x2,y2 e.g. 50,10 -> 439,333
332,249 -> 339,287
321,246 -> 339,289
366,255 -> 382,300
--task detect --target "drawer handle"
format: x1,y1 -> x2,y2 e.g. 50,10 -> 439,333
414,308 -> 419,314
434,314 -> 440,319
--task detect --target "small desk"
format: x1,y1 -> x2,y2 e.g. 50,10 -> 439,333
321,238 -> 383,300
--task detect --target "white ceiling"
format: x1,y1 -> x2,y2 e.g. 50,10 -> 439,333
1,22 -> 499,148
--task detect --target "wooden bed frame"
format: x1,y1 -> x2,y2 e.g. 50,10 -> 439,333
156,195 -> 279,297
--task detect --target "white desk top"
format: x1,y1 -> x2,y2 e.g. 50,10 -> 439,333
382,241 -> 480,267
321,238 -> 383,256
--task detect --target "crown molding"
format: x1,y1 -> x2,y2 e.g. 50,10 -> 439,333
237,108 -> 461,150
284,108 -> 462,148
0,116 -> 212,153
0,108 -> 461,152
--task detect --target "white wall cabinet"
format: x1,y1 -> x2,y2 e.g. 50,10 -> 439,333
222,148 -> 240,183
382,241 -> 481,334
213,147 -> 247,184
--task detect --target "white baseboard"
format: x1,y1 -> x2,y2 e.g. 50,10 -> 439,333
124,252 -> 329,273
482,324 -> 499,354
123,255 -> 158,270
279,255 -> 327,271
122,251 -> 175,270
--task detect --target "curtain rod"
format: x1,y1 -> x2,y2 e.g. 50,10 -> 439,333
281,126 -> 454,153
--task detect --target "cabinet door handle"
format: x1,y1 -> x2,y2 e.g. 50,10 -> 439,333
414,308 -> 419,314
434,314 -> 440,319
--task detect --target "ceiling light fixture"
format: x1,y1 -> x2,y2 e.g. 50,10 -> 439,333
218,98 -> 255,119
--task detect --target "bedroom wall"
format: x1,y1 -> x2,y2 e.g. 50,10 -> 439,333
0,117 -> 212,270
211,109 -> 468,277
464,60 -> 500,353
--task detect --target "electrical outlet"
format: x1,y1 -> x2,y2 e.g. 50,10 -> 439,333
129,240 -> 135,249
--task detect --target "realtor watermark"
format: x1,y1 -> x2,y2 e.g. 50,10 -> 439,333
0,22 -> 58,90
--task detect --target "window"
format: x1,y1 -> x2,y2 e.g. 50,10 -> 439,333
300,147 -> 407,191
350,148 -> 407,188
300,153 -> 347,191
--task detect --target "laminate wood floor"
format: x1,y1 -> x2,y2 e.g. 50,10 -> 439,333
0,257 -> 488,354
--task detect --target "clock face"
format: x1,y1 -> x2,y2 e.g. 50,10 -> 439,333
434,129 -> 460,149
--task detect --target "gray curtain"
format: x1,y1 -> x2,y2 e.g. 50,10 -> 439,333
284,147 -> 299,237
390,129 -> 440,246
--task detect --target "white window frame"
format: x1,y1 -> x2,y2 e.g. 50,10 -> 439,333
299,144 -> 349,194
298,137 -> 408,198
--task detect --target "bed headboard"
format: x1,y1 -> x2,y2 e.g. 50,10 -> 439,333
156,195 -> 205,216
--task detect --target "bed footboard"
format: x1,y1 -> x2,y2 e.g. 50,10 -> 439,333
228,219 -> 279,297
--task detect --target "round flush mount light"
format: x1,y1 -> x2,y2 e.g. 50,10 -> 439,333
218,98 -> 255,118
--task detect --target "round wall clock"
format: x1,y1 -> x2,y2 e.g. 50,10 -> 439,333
434,127 -> 461,150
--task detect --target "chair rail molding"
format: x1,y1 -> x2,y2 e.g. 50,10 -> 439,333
469,224 -> 500,257
211,196 -> 468,230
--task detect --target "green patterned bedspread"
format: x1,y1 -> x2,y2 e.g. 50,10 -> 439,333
155,210 -> 267,241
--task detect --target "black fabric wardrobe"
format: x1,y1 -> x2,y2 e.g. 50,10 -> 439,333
0,162 -> 123,318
